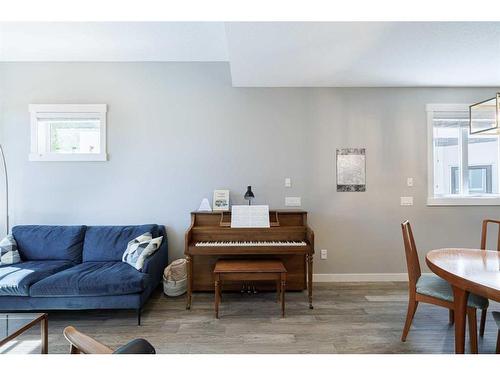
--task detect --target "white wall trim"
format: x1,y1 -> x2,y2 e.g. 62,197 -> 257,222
29,104 -> 107,113
427,196 -> 500,206
313,273 -> 431,282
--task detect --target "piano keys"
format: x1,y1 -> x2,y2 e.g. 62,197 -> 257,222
195,241 -> 307,247
185,210 -> 314,309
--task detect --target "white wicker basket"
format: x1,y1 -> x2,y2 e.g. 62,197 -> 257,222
163,259 -> 187,297
163,277 -> 187,297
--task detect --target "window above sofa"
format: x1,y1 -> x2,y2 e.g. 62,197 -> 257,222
29,104 -> 107,162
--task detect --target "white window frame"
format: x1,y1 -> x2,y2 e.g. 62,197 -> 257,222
427,103 -> 500,206
29,104 -> 107,162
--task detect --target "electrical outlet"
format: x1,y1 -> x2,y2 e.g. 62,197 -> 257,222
407,177 -> 414,187
285,197 -> 301,207
400,196 -> 413,206
285,177 -> 291,188
320,249 -> 328,260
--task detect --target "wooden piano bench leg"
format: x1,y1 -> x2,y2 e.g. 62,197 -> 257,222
214,277 -> 221,319
276,280 -> 281,303
281,273 -> 286,318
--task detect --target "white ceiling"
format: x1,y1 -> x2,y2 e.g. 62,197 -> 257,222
226,22 -> 500,87
0,22 -> 228,62
1,22 -> 500,87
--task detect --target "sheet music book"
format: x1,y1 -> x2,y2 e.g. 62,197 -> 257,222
230,205 -> 270,228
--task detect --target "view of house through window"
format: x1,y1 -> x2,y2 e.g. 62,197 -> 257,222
45,119 -> 101,154
431,109 -> 499,198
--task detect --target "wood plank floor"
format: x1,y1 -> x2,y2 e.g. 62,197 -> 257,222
2,282 -> 499,354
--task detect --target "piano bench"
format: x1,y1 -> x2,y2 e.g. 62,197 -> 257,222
213,259 -> 287,319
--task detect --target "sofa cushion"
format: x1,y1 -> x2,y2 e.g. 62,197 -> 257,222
12,225 -> 86,263
30,261 -> 150,297
0,234 -> 21,265
0,260 -> 74,296
122,232 -> 163,271
83,225 -> 159,262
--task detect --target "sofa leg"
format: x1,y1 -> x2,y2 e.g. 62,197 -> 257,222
137,309 -> 141,326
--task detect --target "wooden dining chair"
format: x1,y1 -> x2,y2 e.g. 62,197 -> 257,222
401,221 -> 489,353
63,326 -> 156,354
478,219 -> 500,337
493,312 -> 500,354
480,219 -> 500,252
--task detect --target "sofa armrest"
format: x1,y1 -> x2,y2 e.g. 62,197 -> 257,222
142,226 -> 168,284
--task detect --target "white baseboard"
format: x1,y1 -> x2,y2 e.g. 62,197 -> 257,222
313,273 -> 409,282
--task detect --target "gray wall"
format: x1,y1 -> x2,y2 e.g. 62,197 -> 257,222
0,62 -> 499,274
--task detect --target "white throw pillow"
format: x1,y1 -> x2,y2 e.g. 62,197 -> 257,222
122,232 -> 163,271
0,234 -> 22,265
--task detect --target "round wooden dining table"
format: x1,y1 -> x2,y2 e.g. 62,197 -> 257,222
426,248 -> 500,354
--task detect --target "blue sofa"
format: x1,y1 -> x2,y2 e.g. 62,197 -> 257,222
0,224 -> 168,325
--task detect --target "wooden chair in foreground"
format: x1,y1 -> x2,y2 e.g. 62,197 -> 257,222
493,311 -> 500,354
479,219 -> 500,339
63,326 -> 155,354
400,221 -> 488,353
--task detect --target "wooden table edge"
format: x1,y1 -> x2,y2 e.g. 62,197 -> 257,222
425,249 -> 500,301
425,248 -> 500,354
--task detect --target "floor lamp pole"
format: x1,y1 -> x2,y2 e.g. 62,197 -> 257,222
0,144 -> 9,235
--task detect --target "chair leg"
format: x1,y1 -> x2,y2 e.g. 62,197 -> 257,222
137,308 -> 141,326
479,309 -> 487,337
401,299 -> 418,342
449,309 -> 455,325
496,331 -> 500,354
467,308 -> 478,354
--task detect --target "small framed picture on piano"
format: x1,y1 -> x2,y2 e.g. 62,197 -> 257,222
213,190 -> 230,211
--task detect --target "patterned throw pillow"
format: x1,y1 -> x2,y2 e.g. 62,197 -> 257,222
122,232 -> 163,271
0,234 -> 22,265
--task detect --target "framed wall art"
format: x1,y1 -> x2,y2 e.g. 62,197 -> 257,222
336,148 -> 366,192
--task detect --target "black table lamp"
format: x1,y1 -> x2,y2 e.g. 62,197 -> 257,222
244,186 -> 255,205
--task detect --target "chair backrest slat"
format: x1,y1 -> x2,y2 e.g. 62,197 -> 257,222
401,220 -> 421,289
480,219 -> 500,251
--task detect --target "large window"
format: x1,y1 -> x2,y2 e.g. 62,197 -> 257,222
427,104 -> 500,205
29,104 -> 107,161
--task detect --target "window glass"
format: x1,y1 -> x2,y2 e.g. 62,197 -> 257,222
469,168 -> 486,192
433,113 -> 461,196
468,133 -> 498,194
430,108 -> 499,200
38,119 -> 101,154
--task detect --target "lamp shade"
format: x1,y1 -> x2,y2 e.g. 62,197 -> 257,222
244,186 -> 255,204
470,93 -> 500,135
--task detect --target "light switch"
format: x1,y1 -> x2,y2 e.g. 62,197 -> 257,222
320,249 -> 328,260
285,197 -> 301,207
285,178 -> 291,188
400,196 -> 413,206
407,177 -> 414,187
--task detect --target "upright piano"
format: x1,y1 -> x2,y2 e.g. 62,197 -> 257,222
184,210 -> 314,309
